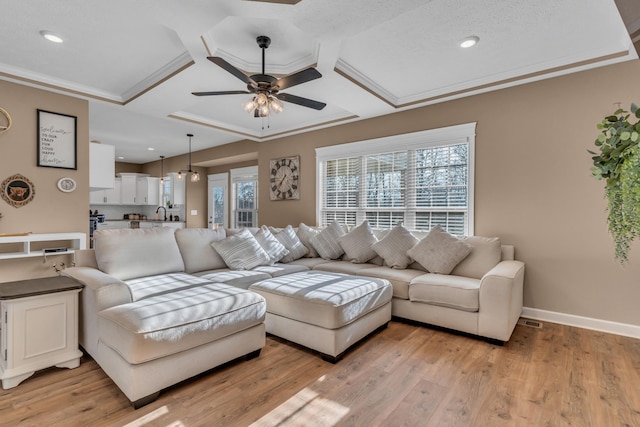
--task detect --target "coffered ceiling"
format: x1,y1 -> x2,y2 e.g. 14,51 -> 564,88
0,0 -> 636,163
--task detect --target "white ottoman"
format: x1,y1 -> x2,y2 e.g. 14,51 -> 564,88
249,271 -> 392,362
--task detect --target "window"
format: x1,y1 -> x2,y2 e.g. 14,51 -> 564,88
208,173 -> 228,228
230,166 -> 258,228
316,123 -> 475,236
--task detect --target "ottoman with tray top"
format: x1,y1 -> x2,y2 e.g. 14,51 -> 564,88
249,271 -> 392,362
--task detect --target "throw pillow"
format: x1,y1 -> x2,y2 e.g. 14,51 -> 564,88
255,225 -> 289,264
174,227 -> 227,273
371,223 -> 418,269
210,228 -> 271,270
297,223 -> 320,257
271,225 -> 309,263
407,225 -> 472,274
450,236 -> 502,279
310,221 -> 347,260
339,220 -> 378,263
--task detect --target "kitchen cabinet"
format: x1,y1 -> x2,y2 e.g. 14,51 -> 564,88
119,174 -> 137,205
98,221 -> 129,230
90,178 -> 121,205
139,221 -> 185,229
136,177 -> 160,206
89,143 -> 115,191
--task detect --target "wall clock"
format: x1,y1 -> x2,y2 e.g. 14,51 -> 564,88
269,156 -> 300,200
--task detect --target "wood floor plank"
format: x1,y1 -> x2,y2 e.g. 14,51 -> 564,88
1,320 -> 640,427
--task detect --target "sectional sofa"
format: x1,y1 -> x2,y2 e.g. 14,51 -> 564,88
63,222 -> 524,407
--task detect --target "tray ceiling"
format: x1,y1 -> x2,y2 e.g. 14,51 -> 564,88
0,0 -> 635,163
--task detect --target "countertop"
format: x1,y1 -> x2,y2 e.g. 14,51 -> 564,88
104,219 -> 184,223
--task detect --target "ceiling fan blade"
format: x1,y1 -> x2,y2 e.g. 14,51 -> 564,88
208,57 -> 255,85
276,93 -> 326,110
274,67 -> 322,91
192,90 -> 252,96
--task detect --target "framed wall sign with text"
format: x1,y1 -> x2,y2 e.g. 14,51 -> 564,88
37,109 -> 77,170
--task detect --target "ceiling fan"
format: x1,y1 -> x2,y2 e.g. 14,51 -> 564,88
192,35 -> 326,117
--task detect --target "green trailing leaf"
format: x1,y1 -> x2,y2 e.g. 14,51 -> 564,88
590,104 -> 640,263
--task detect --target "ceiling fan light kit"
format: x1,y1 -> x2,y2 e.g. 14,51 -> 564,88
193,35 -> 326,119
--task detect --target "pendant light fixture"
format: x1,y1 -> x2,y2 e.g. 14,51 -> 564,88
159,156 -> 165,184
177,133 -> 200,182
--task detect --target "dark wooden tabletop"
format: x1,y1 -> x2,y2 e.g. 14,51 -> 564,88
0,275 -> 83,300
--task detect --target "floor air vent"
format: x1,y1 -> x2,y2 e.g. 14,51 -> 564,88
517,318 -> 542,328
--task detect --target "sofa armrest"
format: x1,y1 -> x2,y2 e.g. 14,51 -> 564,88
63,267 -> 132,311
63,267 -> 133,356
477,260 -> 525,342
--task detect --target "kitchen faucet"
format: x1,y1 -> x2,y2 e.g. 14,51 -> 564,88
155,206 -> 167,221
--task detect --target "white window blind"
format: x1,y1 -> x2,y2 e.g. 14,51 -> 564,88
230,166 -> 258,228
316,123 -> 475,236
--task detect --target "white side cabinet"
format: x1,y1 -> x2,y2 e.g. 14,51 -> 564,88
0,276 -> 83,389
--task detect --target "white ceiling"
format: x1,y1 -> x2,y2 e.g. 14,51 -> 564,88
0,0 -> 636,163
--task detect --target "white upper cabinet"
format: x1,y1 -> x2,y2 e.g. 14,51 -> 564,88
137,177 -> 160,206
119,174 -> 138,205
89,143 -> 115,191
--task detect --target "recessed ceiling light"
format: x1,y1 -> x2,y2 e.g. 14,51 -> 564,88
147,147 -> 155,151
117,156 -> 124,160
460,36 -> 479,48
40,30 -> 64,44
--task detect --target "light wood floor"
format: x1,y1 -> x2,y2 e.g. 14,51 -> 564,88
2,319 -> 640,427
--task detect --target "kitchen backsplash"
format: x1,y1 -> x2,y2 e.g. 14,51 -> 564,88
90,204 -> 184,221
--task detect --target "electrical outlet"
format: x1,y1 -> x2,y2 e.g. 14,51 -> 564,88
191,210 -> 197,215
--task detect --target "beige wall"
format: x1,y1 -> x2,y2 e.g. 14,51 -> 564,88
196,60 -> 640,327
0,80 -> 89,281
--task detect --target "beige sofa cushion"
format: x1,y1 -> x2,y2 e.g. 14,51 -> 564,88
451,236 -> 502,279
94,228 -> 185,281
407,225 -> 471,274
175,228 -> 227,273
313,260 -> 379,275
125,272 -> 213,301
249,271 -> 392,329
194,269 -> 272,289
357,266 -> 425,300
99,283 -> 266,364
409,274 -> 480,312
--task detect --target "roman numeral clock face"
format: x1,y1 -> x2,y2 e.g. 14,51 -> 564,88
270,156 -> 300,200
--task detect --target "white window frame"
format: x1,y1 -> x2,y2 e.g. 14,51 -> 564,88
230,166 -> 259,228
316,122 -> 475,235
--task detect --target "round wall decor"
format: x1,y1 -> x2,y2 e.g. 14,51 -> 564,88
57,177 -> 76,193
0,107 -> 12,134
1,174 -> 35,208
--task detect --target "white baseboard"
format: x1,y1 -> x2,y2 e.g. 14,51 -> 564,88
521,307 -> 640,340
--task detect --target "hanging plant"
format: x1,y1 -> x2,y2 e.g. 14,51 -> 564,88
588,104 -> 640,263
